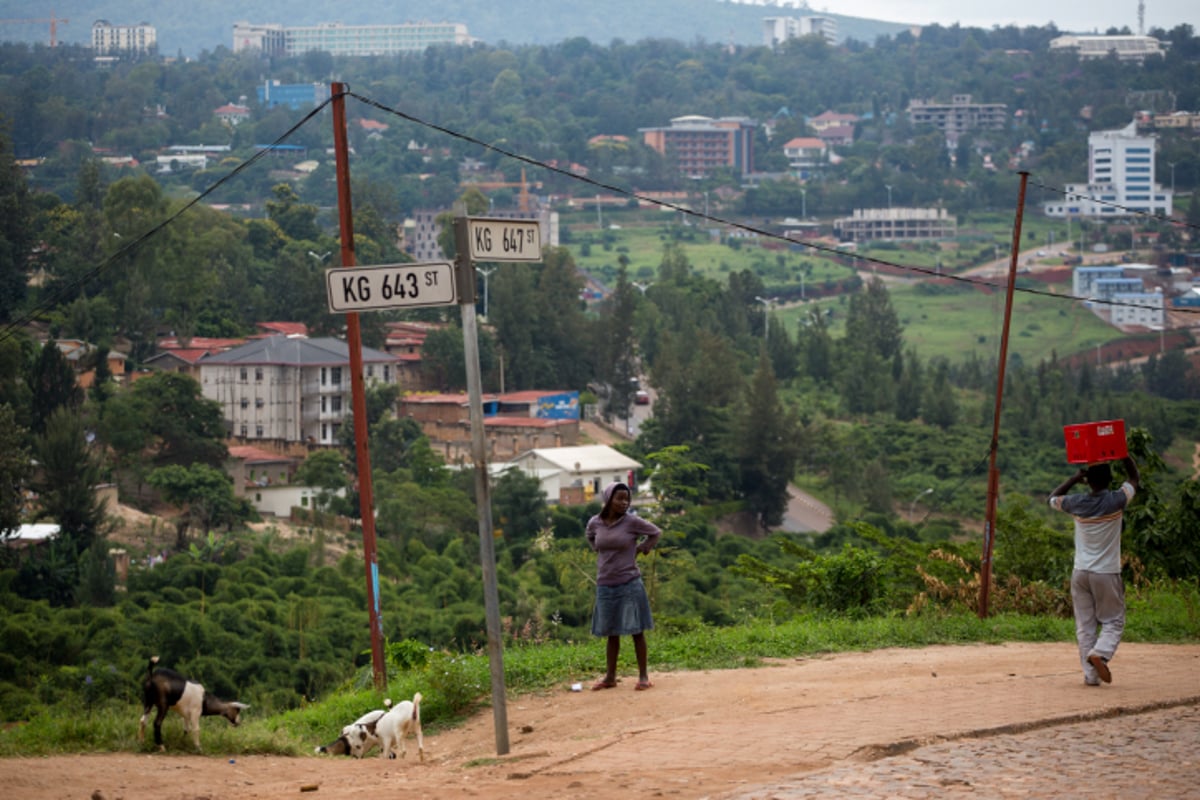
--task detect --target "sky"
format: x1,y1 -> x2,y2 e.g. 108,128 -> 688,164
817,0 -> 1198,33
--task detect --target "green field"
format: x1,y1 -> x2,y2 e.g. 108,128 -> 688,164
560,211 -> 1127,367
779,280 -> 1124,365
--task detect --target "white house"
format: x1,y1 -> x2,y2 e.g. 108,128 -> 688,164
503,445 -> 642,505
781,137 -> 827,179
199,335 -> 400,445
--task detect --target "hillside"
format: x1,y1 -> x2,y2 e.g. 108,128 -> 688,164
0,0 -> 910,56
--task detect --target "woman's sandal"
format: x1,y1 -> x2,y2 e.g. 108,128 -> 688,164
591,679 -> 618,691
634,680 -> 653,691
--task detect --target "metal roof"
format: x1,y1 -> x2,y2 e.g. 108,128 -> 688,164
200,335 -> 398,366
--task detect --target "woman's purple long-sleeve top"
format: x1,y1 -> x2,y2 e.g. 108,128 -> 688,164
586,512 -> 661,586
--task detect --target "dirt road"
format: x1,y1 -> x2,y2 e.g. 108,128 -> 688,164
5,642 -> 1198,800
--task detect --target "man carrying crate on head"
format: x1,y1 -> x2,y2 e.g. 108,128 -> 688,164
1049,454 -> 1139,686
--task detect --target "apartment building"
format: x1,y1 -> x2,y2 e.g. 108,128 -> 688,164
763,15 -> 837,47
907,95 -> 1007,140
199,336 -> 399,446
1043,121 -> 1173,218
232,21 -> 471,57
92,20 -> 157,56
640,115 -> 756,179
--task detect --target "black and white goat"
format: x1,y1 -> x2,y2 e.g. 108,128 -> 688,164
376,692 -> 424,762
315,700 -> 392,758
138,655 -> 248,751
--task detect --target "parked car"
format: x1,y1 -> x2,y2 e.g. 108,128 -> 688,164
634,390 -> 650,405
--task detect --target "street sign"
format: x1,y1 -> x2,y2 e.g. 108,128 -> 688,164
467,217 -> 542,262
325,262 -> 456,313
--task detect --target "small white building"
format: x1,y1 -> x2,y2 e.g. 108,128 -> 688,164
1110,290 -> 1164,328
503,445 -> 642,505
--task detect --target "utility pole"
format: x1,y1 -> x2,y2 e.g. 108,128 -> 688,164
980,171 -> 1029,618
330,82 -> 387,690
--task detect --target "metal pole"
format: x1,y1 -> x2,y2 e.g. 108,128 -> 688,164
331,82 -> 387,690
453,212 -> 510,755
980,171 -> 1029,619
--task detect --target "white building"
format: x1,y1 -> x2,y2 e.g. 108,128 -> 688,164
1110,290 -> 1165,328
199,336 -> 400,446
781,137 -> 827,179
1049,34 -> 1166,62
763,15 -> 838,47
833,208 -> 957,243
503,445 -> 643,505
232,20 -> 472,57
1043,121 -> 1173,219
1072,266 -> 1128,298
92,20 -> 157,56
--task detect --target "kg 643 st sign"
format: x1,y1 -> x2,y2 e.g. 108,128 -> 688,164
325,262 -> 456,313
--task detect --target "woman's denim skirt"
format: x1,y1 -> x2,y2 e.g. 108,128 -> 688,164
591,576 -> 654,636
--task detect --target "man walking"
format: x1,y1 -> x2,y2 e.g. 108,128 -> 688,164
1049,455 -> 1139,685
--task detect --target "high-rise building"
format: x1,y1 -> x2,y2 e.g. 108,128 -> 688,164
763,15 -> 837,47
92,20 -> 157,56
232,21 -> 471,57
1044,121 -> 1173,218
640,116 -> 757,179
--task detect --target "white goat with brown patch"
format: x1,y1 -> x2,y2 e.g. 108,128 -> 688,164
138,656 -> 248,751
376,692 -> 424,762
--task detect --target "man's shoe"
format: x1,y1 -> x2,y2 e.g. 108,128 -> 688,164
1087,653 -> 1112,683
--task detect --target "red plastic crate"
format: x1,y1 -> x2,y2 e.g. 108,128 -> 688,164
1063,419 -> 1127,464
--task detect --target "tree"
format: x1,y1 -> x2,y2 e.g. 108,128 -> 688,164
0,121 -> 33,324
729,351 -> 801,528
0,404 -> 31,542
265,183 -> 322,241
28,341 -> 82,435
844,277 -> 903,362
643,444 -> 710,513
146,463 -> 244,550
601,265 -> 641,421
118,372 -> 227,469
295,449 -> 350,521
32,406 -> 106,556
491,467 -> 550,564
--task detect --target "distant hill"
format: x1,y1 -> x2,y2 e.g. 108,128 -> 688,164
0,0 -> 911,57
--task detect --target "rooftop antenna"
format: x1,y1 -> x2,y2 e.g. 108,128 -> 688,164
1138,0 -> 1144,35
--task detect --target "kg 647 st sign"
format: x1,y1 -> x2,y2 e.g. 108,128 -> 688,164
325,262 -> 456,313
467,218 -> 542,262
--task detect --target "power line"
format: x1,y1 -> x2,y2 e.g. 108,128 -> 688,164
0,97 -> 334,346
346,90 -> 1200,317
4,87 -> 1197,347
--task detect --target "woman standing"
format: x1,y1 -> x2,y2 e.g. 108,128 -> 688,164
586,481 -> 661,691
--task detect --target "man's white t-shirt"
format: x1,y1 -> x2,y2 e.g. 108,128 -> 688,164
1049,482 -> 1135,574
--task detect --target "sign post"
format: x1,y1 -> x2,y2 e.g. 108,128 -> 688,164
454,212 -> 542,757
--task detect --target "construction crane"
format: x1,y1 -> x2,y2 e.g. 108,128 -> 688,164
462,168 -> 541,214
0,12 -> 69,47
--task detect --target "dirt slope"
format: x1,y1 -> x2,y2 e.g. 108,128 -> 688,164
4,642 -> 1199,800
